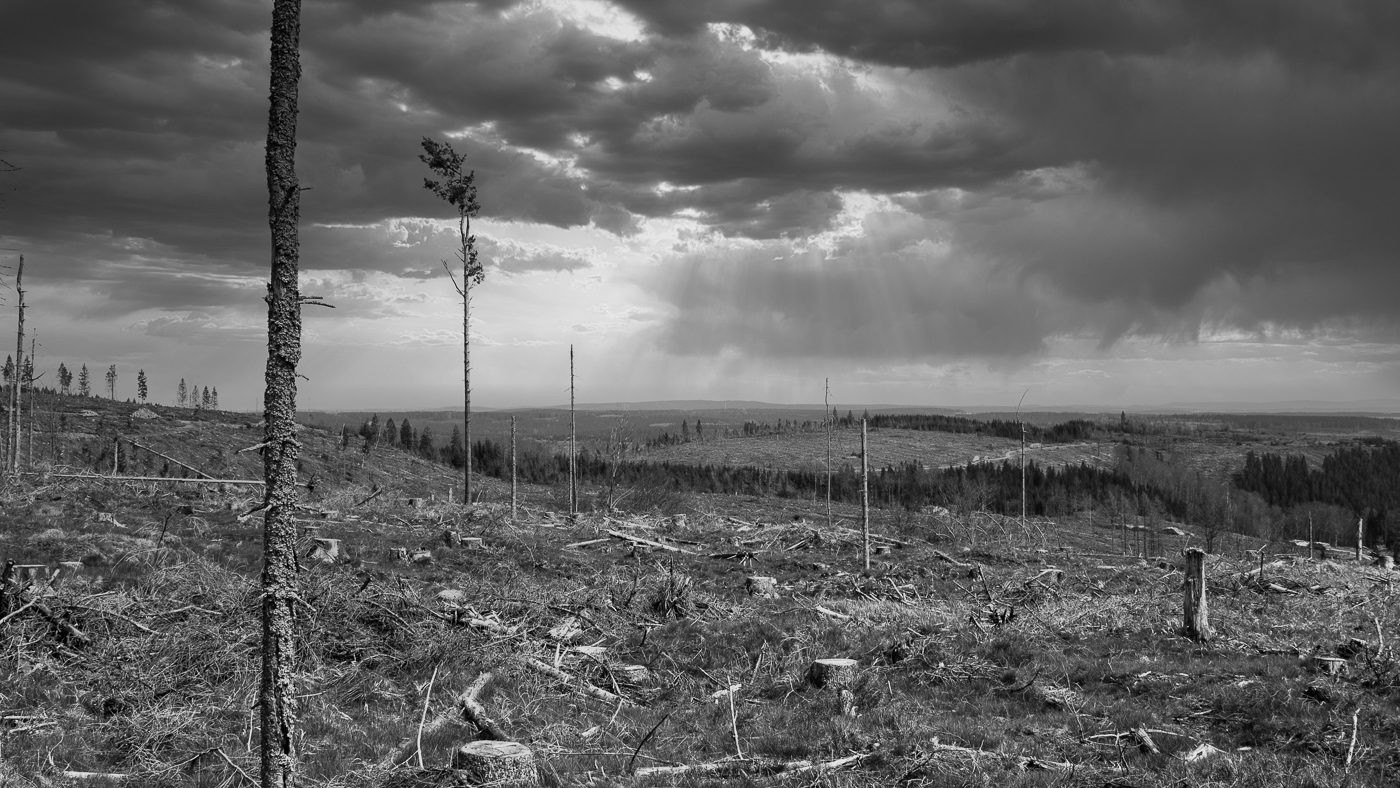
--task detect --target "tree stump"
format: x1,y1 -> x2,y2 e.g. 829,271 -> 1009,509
410,549 -> 433,565
548,616 -> 583,643
450,740 -> 539,787
671,514 -> 687,528
437,589 -> 466,605
1183,548 -> 1212,642
745,576 -> 778,598
807,658 -> 859,716
308,538 -> 340,564
872,544 -> 892,556
462,537 -> 485,550
616,664 -> 650,684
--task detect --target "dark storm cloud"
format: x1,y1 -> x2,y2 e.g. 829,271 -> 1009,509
612,0 -> 1400,70
4,0 -> 1399,354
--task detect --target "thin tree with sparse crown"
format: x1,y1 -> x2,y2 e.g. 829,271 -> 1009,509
420,136 -> 483,508
137,369 -> 148,403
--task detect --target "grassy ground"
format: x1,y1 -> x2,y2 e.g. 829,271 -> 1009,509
2,461 -> 1398,787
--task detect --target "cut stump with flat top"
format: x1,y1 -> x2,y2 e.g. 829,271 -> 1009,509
450,740 -> 539,787
745,576 -> 778,598
808,658 -> 860,717
308,538 -> 341,564
807,658 -> 858,689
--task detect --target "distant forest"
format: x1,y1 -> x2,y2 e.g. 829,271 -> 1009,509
334,409 -> 1399,553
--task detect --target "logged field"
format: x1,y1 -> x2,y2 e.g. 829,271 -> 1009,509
3,476 -> 1399,787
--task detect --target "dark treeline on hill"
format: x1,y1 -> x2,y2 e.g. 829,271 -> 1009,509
867,414 -> 1098,443
1234,440 -> 1400,514
468,436 -> 1182,521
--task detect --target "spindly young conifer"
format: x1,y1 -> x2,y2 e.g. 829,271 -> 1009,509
420,137 -> 482,506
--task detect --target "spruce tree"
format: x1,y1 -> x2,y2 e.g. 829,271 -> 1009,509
137,369 -> 148,402
421,137 -> 483,505
58,363 -> 71,395
399,418 -> 413,449
211,387 -> 218,409
106,365 -> 117,399
78,365 -> 90,397
178,378 -> 188,408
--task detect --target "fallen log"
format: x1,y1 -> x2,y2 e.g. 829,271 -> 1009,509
606,530 -> 698,555
521,657 -> 634,707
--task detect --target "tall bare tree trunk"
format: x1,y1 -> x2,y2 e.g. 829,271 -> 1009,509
861,418 -> 869,571
26,336 -> 35,471
463,287 -> 471,505
261,2 -> 303,786
510,415 -> 517,522
10,255 -> 23,478
825,378 -> 831,529
569,345 -> 576,515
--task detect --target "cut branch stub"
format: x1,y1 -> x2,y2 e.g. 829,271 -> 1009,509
450,740 -> 539,787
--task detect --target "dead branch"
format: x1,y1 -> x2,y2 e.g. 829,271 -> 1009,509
521,657 -> 634,707
380,671 -> 506,768
606,530 -> 697,555
127,441 -> 214,479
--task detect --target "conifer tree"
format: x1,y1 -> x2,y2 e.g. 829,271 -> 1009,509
58,363 -> 71,395
78,365 -> 90,397
399,418 -> 413,449
202,386 -> 211,409
137,369 -> 148,403
421,136 -> 483,505
105,364 -> 117,399
2,356 -> 11,385
178,378 -> 188,408
211,387 -> 218,409
383,418 -> 397,448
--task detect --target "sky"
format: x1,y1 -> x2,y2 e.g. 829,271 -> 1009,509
1,0 -> 1399,412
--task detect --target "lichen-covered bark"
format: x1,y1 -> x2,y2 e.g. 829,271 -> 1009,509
261,2 -> 302,787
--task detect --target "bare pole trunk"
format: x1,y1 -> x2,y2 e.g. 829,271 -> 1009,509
1356,517 -> 1363,562
27,336 -> 35,471
260,2 -> 304,786
1020,421 -> 1026,526
463,285 -> 471,506
825,378 -> 831,529
510,415 -> 517,522
10,255 -> 24,478
861,418 -> 869,571
569,345 -> 576,516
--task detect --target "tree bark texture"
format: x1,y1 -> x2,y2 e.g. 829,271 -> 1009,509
1183,548 -> 1211,641
261,2 -> 303,786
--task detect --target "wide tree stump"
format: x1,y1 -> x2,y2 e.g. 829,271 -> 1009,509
806,658 -> 858,690
449,740 -> 539,787
808,658 -> 859,717
745,576 -> 778,598
308,538 -> 340,564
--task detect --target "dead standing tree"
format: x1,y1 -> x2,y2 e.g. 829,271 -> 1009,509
261,1 -> 305,786
8,254 -> 23,477
420,137 -> 483,508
